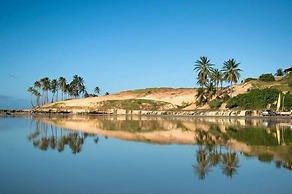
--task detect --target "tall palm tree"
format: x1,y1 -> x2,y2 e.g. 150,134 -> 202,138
94,86 -> 100,96
194,56 -> 214,87
40,77 -> 51,104
64,83 -> 70,99
58,77 -> 67,101
222,59 -> 242,96
27,87 -> 36,107
50,79 -> 58,102
27,87 -> 41,107
34,81 -> 42,105
34,81 -> 41,94
70,75 -> 86,98
211,69 -> 223,89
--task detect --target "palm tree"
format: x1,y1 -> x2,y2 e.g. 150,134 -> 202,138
70,75 -> 86,98
27,87 -> 41,107
27,87 -> 36,107
50,79 -> 58,102
40,77 -> 51,104
205,82 -> 216,100
211,69 -> 223,89
94,86 -> 100,96
64,83 -> 70,99
58,77 -> 67,101
275,68 -> 284,76
34,81 -> 42,105
195,88 -> 207,106
194,56 -> 214,87
222,59 -> 242,96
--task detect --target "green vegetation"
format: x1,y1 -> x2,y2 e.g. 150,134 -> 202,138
226,127 -> 278,146
28,75 -> 102,107
222,58 -> 242,96
131,87 -> 172,93
193,56 -> 242,107
259,73 -> 275,82
46,102 -> 65,108
208,99 -> 223,109
275,68 -> 284,76
243,77 -> 257,83
95,99 -> 172,111
226,88 -> 279,109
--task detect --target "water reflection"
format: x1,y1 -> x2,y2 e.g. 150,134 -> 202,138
27,120 -> 99,154
193,130 -> 239,179
29,115 -> 292,172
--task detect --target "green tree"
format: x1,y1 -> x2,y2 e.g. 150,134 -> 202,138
275,68 -> 284,76
50,79 -> 58,102
27,87 -> 36,107
259,73 -> 275,82
40,77 -> 51,104
194,56 -> 214,87
33,81 -> 42,106
58,77 -> 67,100
70,75 -> 86,98
195,88 -> 207,106
205,82 -> 216,100
211,69 -> 223,89
222,59 -> 242,96
94,86 -> 100,96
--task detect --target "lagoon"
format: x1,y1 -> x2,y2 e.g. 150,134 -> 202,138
1,115 -> 292,194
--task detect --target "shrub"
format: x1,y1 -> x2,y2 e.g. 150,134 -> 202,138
259,73 -> 275,82
244,77 -> 257,83
284,73 -> 292,87
226,88 -> 280,109
208,100 -> 222,109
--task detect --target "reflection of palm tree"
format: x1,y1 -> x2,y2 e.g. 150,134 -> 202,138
193,149 -> 212,180
27,120 -> 100,154
208,149 -> 221,167
195,129 -> 215,151
195,129 -> 207,146
93,136 -> 99,144
39,138 -> 49,150
221,151 -> 240,178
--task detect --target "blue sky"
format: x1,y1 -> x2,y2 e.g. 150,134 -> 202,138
1,0 -> 292,109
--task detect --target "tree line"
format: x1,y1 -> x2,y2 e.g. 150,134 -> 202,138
193,56 -> 242,106
27,75 -> 102,107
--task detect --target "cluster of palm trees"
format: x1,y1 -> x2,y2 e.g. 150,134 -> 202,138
193,129 -> 240,179
194,56 -> 242,106
27,75 -> 101,107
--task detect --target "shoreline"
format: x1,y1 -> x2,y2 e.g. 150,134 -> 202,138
2,108 -> 292,119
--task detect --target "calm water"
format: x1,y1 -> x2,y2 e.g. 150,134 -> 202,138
1,115 -> 292,194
